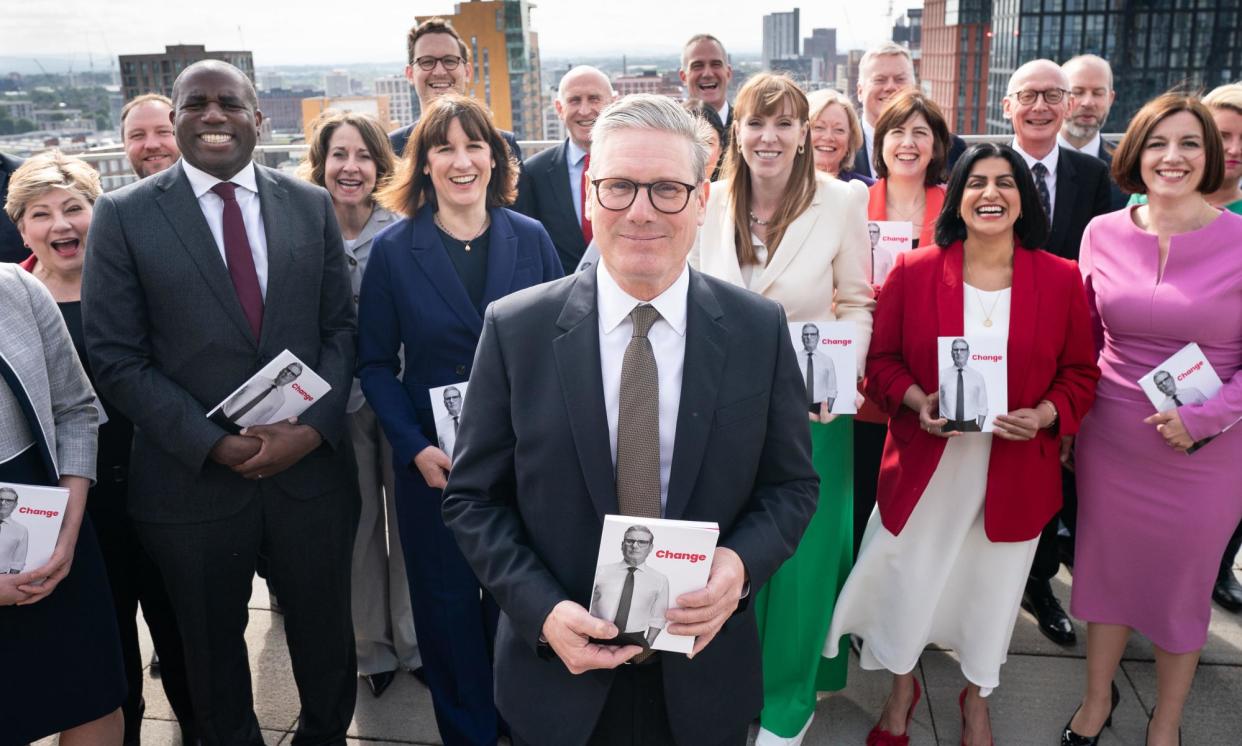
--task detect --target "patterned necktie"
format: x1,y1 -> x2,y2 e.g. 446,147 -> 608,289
805,352 -> 815,404
229,381 -> 277,422
614,566 -> 638,631
1032,162 -> 1052,220
580,153 -> 593,244
453,415 -> 460,434
1173,395 -> 1183,407
616,304 -> 662,518
210,182 -> 264,339
956,368 -> 966,422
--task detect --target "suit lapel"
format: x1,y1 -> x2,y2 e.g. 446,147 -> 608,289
1006,247 -> 1037,402
1049,148 -> 1078,256
552,271 -> 617,520
480,208 -> 517,308
154,162 -> 256,344
938,242 -> 965,338
664,271 -> 726,520
752,187 -> 821,296
409,205 -> 484,336
255,166 -> 293,350
546,140 -> 581,237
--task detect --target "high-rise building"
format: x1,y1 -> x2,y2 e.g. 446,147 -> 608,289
922,0 -> 992,134
838,49 -> 865,105
419,0 -> 543,139
613,70 -> 682,97
259,88 -> 323,133
257,71 -> 286,91
543,91 -> 564,142
804,28 -> 838,83
892,9 -> 925,80
301,96 -> 393,140
986,0 -> 1242,134
324,70 -> 351,98
763,9 -> 801,69
119,44 -> 254,101
374,75 -> 416,128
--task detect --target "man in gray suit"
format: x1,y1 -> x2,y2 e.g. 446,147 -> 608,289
83,60 -> 359,745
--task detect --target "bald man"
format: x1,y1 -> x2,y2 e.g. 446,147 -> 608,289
513,65 -> 617,273
1059,55 -> 1127,209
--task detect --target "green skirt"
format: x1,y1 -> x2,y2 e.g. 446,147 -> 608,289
754,416 -> 854,737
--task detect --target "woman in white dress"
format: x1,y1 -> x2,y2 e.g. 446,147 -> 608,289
825,143 -> 1100,746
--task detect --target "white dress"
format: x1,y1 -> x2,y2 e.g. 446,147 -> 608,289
824,283 -> 1037,695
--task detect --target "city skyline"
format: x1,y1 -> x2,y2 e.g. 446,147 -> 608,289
2,0 -> 919,68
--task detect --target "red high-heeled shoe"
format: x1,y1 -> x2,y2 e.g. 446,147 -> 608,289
866,677 -> 922,746
959,687 -> 995,746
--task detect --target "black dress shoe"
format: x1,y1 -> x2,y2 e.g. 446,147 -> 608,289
1213,569 -> 1242,612
1061,682 -> 1119,745
364,670 -> 396,698
1023,579 -> 1077,645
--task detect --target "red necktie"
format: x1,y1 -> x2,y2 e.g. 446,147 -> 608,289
210,182 -> 264,339
580,152 -> 593,244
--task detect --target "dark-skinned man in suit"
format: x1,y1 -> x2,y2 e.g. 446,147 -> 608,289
442,94 -> 818,746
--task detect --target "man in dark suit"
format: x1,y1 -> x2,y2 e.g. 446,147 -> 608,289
1,152 -> 28,263
1059,54 -> 1128,209
853,43 -> 967,179
680,34 -> 734,176
442,94 -> 818,746
1003,58 -> 1112,647
83,60 -> 359,745
513,65 -> 615,273
389,17 -> 521,161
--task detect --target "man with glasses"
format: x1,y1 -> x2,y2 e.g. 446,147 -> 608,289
389,17 -> 522,162
0,487 -> 29,573
442,94 -> 817,745
589,526 -> 669,648
1002,59 -> 1111,649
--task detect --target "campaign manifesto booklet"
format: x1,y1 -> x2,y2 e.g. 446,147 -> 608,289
868,220 -> 913,286
0,481 -> 69,574
429,381 -> 469,461
207,349 -> 331,430
938,335 -> 1007,433
787,320 -> 858,415
1138,342 -> 1226,454
588,514 -> 720,655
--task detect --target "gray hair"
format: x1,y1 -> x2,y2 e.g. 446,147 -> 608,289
681,34 -> 729,70
590,94 -> 711,184
859,42 -> 915,82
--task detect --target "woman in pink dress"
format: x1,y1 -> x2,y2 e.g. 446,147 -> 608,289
1065,94 -> 1242,746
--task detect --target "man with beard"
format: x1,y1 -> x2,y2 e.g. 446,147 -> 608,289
1059,55 -> 1127,208
122,94 -> 180,179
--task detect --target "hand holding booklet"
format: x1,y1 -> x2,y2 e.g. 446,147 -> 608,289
0,482 -> 68,574
587,514 -> 720,654
207,349 -> 331,431
1138,343 -> 1225,454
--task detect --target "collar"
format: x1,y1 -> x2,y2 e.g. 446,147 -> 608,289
1057,131 -> 1101,157
862,117 -> 875,145
1011,139 -> 1059,175
567,137 -> 589,168
182,159 -> 259,199
716,100 -> 730,123
596,260 -> 689,337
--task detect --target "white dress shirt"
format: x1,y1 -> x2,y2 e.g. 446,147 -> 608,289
0,516 -> 29,573
939,363 -> 988,423
715,100 -> 731,126
589,561 -> 669,633
181,159 -> 270,298
566,138 -> 589,227
862,118 -> 876,174
596,262 -> 689,513
1011,140 -> 1060,217
1057,131 -> 1102,158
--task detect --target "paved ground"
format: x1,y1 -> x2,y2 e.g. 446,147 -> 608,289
37,562 -> 1242,745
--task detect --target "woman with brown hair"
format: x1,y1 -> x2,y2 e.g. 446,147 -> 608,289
1064,93 -> 1242,746
356,93 -> 561,744
299,110 -> 420,698
695,72 -> 874,746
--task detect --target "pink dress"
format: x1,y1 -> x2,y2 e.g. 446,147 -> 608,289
1073,207 -> 1242,653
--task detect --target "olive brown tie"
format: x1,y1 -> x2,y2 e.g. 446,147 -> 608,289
616,304 -> 662,519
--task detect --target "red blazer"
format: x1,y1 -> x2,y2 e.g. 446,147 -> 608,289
864,241 -> 1100,542
867,180 -> 946,249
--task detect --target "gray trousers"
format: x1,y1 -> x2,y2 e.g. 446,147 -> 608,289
348,401 -> 420,675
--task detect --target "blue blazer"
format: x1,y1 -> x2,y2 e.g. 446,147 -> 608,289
357,204 -> 563,467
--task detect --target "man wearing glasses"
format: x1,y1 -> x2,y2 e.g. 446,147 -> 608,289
0,487 -> 29,573
589,526 -> 669,648
443,94 -> 817,745
390,17 -> 522,161
1002,59 -> 1111,651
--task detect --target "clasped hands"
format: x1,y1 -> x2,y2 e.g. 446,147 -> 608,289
209,416 -> 322,479
542,547 -> 747,674
915,391 -> 1053,441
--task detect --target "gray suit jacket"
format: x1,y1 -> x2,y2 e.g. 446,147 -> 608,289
0,265 -> 98,481
83,160 -> 356,524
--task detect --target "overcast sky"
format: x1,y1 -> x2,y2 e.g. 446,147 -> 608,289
2,0 -> 920,67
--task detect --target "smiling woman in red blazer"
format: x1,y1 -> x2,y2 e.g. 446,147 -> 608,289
824,143 -> 1099,746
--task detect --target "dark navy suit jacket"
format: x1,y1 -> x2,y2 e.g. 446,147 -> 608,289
356,203 -> 561,468
512,138 -> 587,274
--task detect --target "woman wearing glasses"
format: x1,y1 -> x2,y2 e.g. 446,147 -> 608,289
357,94 -> 561,746
695,72 -> 874,746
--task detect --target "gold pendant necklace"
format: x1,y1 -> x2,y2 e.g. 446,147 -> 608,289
972,286 -> 1002,327
435,212 -> 489,252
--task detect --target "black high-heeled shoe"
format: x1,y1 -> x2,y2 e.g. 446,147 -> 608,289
1060,681 -> 1120,746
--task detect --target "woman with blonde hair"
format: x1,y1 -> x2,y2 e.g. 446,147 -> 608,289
696,72 -> 874,746
807,88 -> 873,186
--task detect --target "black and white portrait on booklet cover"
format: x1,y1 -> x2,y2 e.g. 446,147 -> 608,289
787,320 -> 858,415
430,381 -> 469,459
938,336 -> 1007,433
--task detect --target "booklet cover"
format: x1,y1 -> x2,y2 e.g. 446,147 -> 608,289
868,220 -> 914,286
429,381 -> 469,460
788,320 -> 858,415
1138,343 -> 1225,453
938,336 -> 1007,433
588,514 -> 720,655
207,350 -> 332,430
0,482 -> 69,574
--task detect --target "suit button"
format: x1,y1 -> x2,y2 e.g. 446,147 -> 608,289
348,256 -> 358,266
352,294 -> 359,304
455,364 -> 467,376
